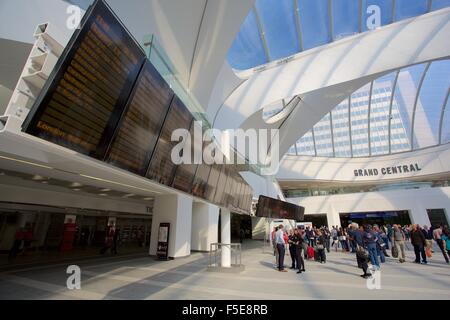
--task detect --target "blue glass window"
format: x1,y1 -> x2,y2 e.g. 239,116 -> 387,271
255,0 -> 300,60
431,0 -> 450,11
298,0 -> 331,50
227,9 -> 267,70
332,0 -> 359,40
395,0 -> 428,21
362,0 -> 393,32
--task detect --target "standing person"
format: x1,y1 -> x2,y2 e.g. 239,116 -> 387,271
111,228 -> 120,255
441,227 -> 450,258
393,224 -> 406,263
239,228 -> 245,244
338,227 -> 347,252
272,227 -> 279,268
347,224 -> 357,253
275,225 -> 287,272
411,224 -> 427,264
364,225 -> 380,270
331,226 -> 338,251
8,227 -> 24,262
315,230 -> 326,263
306,227 -> 314,247
294,228 -> 306,274
323,227 -> 331,253
387,224 -> 394,246
422,225 -> 433,258
433,225 -> 450,264
355,224 -> 371,278
288,229 -> 297,269
373,225 -> 386,263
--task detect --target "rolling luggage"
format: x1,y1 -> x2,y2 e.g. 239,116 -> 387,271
314,249 -> 321,262
307,246 -> 314,259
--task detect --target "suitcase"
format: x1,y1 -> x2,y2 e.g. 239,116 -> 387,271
307,246 -> 314,259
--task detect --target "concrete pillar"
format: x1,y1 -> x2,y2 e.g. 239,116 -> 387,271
409,205 -> 431,227
220,208 -> 231,268
327,209 -> 341,229
149,193 -> 193,258
191,202 -> 219,252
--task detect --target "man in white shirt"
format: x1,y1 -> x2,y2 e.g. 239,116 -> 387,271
275,225 -> 287,272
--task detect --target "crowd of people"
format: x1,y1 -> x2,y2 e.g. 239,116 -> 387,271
271,222 -> 450,278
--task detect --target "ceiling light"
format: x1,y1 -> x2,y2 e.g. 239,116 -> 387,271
72,188 -> 81,191
0,155 -> 53,170
144,197 -> 153,201
100,188 -> 111,192
41,181 -> 49,184
32,175 -> 46,181
99,193 -> 108,196
123,193 -> 135,198
80,174 -> 162,194
70,182 -> 83,188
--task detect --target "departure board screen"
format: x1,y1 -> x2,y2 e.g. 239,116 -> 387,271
106,61 -> 173,175
24,0 -> 146,159
172,121 -> 198,192
256,196 -> 305,221
146,96 -> 192,186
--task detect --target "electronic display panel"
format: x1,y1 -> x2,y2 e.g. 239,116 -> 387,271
256,195 -> 305,221
205,164 -> 221,203
172,120 -> 198,193
105,60 -> 173,174
146,96 -> 192,186
24,0 -> 146,159
213,165 -> 228,206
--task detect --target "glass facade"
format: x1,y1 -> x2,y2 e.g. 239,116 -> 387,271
289,60 -> 450,158
228,0 -> 450,71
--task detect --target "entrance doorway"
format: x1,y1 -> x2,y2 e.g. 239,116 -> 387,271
427,209 -> 449,228
300,214 -> 328,228
340,210 -> 411,227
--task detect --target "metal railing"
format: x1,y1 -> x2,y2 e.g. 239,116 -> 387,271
209,243 -> 242,268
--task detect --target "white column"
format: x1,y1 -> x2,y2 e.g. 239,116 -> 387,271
327,209 -> 341,229
220,208 -> 231,268
191,202 -> 219,252
409,205 -> 431,227
149,193 -> 193,258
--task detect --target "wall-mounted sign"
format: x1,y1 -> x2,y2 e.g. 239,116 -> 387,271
157,223 -> 170,260
354,163 -> 422,177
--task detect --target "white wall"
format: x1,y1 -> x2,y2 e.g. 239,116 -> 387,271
149,194 -> 193,258
191,202 -> 219,252
278,144 -> 450,183
288,187 -> 450,229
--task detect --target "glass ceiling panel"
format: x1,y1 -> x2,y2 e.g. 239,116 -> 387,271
227,9 -> 267,70
314,113 -> 334,156
351,83 -> 371,157
369,73 -> 396,156
441,97 -> 450,144
413,60 -> 450,149
361,0 -> 393,32
296,130 -> 315,156
394,0 -> 428,21
432,0 -> 450,11
255,0 -> 300,61
390,63 -> 426,153
288,60 -> 450,158
298,0 -> 331,50
332,0 -> 360,40
332,99 -> 352,157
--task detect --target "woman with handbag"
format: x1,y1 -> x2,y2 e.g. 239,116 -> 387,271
315,230 -> 326,263
354,224 -> 371,278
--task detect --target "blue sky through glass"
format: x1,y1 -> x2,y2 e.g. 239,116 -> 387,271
395,0 -> 428,20
255,0 -> 300,60
333,0 -> 359,40
227,9 -> 267,70
298,0 -> 331,50
432,0 -> 450,10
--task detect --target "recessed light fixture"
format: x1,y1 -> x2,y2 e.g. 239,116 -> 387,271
70,182 -> 83,188
99,193 -> 108,196
100,188 -> 111,192
123,194 -> 135,198
41,181 -> 49,184
32,175 -> 46,181
144,197 -> 153,201
73,188 -> 81,192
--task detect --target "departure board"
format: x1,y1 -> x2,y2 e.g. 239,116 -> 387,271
146,96 -> 192,186
24,0 -> 146,158
172,121 -> 198,192
106,61 -> 173,175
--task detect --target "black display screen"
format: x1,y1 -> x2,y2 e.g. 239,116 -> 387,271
146,96 -> 192,186
256,196 -> 305,221
172,120 -> 198,192
105,61 -> 173,175
24,0 -> 146,159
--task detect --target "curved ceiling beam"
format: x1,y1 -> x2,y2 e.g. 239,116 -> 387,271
211,8 -> 450,136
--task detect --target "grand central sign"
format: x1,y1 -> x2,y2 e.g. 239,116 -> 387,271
354,163 -> 422,177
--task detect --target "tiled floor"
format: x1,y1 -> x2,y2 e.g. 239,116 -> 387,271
0,240 -> 449,300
